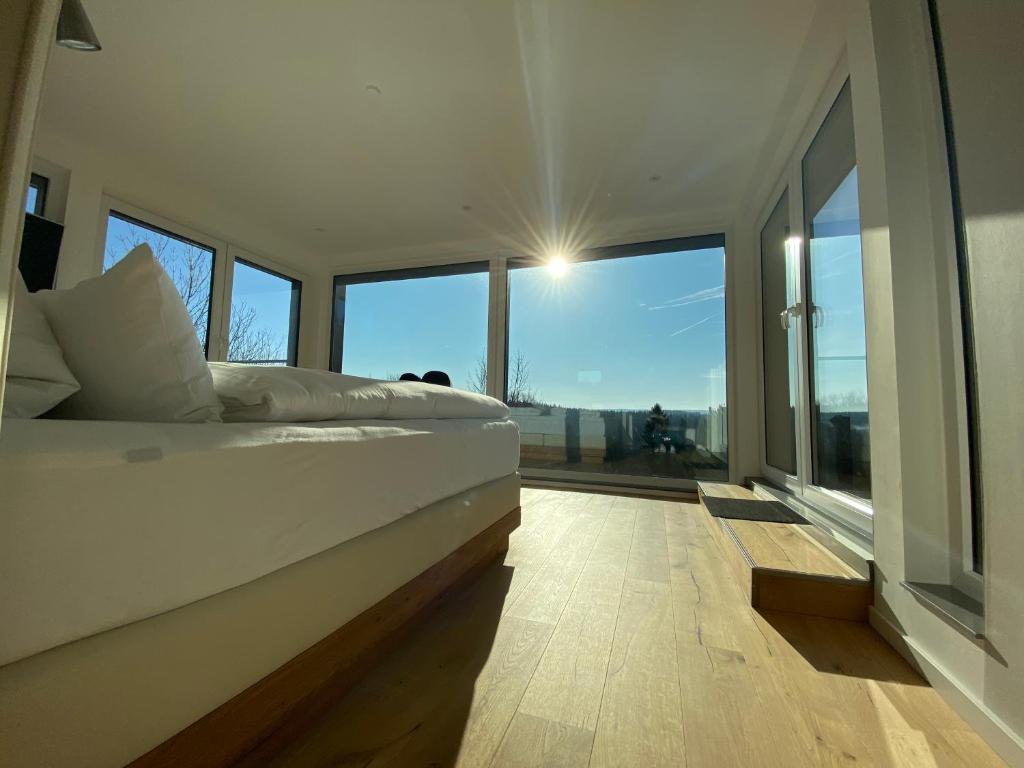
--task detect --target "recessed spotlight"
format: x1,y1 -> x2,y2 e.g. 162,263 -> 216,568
365,84 -> 382,95
649,174 -> 662,183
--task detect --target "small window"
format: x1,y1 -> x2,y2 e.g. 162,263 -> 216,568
103,211 -> 216,354
26,173 -> 48,217
330,263 -> 489,385
801,80 -> 871,502
228,259 -> 301,366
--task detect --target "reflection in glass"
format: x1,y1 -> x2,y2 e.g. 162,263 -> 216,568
334,268 -> 489,389
802,80 -> 871,500
229,260 -> 301,365
104,212 -> 214,351
760,190 -> 798,475
507,243 -> 728,481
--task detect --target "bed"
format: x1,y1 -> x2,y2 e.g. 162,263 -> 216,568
0,378 -> 521,768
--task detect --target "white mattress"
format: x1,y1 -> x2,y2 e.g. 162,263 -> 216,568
0,417 -> 520,666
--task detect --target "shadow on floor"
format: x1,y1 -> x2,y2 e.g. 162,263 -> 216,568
756,608 -> 927,686
238,561 -> 515,768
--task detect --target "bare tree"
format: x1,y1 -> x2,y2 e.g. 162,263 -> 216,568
467,350 -> 536,404
227,302 -> 285,362
108,230 -> 284,362
507,349 -> 536,406
467,354 -> 488,394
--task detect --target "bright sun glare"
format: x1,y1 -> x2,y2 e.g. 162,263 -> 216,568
547,254 -> 569,278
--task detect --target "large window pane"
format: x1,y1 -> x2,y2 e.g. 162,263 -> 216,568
507,239 -> 728,482
331,264 -> 488,387
228,260 -> 301,366
104,211 -> 215,353
761,189 -> 798,475
802,80 -> 871,500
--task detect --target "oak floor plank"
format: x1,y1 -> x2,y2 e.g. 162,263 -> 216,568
502,491 -> 581,610
453,617 -> 556,768
489,713 -> 593,768
505,493 -> 607,625
589,577 -> 685,768
516,495 -> 628,731
242,489 -> 1005,768
624,499 -> 671,583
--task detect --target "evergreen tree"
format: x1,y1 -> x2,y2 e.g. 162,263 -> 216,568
642,403 -> 670,452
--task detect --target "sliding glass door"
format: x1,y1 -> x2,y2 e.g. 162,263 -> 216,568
759,78 -> 872,534
506,236 -> 728,485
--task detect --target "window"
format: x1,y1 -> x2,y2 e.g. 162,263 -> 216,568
760,189 -> 798,476
228,258 -> 301,366
330,263 -> 489,386
802,81 -> 870,501
26,173 -> 48,217
506,236 -> 728,484
103,210 -> 216,354
757,77 -> 872,543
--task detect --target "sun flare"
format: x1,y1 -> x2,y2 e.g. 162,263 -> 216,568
547,254 -> 569,278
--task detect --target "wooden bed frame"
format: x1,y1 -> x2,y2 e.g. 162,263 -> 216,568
130,506 -> 521,768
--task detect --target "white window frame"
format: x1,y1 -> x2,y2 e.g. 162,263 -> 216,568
753,55 -> 875,550
219,244 -> 305,366
96,195 -> 229,360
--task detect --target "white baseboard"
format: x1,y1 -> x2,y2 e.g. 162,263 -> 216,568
869,607 -> 1024,767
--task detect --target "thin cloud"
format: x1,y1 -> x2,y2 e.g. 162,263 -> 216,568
670,313 -> 719,337
647,284 -> 724,311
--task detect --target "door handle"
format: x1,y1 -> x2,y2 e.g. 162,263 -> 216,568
779,302 -> 802,330
810,303 -> 824,328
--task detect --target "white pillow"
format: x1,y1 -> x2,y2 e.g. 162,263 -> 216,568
34,244 -> 223,423
2,274 -> 80,418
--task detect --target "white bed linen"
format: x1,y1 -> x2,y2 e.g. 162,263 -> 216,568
0,417 -> 519,666
210,363 -> 510,422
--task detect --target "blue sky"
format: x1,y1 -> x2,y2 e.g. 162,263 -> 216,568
343,272 -> 490,385
509,248 -> 727,410
343,247 -> 728,411
230,261 -> 295,358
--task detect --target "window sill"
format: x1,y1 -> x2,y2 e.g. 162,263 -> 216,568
902,581 -> 985,640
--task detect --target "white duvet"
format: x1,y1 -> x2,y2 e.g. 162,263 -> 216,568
210,363 -> 510,422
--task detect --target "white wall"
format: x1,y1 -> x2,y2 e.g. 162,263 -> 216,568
726,0 -> 1024,760
734,0 -> 1024,760
30,120 -> 331,369
856,0 -> 1024,761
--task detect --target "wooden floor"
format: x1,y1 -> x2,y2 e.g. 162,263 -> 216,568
240,488 -> 1004,768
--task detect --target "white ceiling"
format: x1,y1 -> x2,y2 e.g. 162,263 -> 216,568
39,0 -> 832,267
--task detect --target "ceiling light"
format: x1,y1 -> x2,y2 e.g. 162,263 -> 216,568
56,0 -> 102,51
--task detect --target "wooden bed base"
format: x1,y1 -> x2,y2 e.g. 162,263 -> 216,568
129,506 -> 521,768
